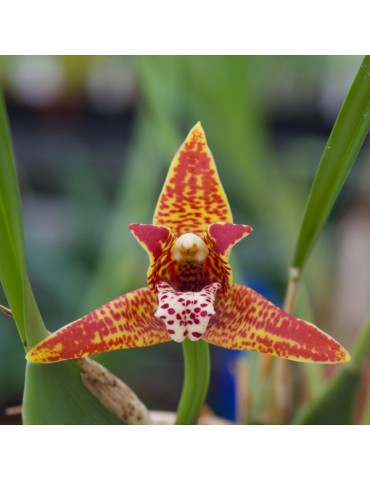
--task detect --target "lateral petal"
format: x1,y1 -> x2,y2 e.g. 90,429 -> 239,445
26,288 -> 170,363
203,223 -> 253,291
204,284 -> 350,363
207,223 -> 253,257
129,224 -> 172,261
153,122 -> 232,236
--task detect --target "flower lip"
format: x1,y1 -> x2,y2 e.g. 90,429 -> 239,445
171,233 -> 209,263
155,281 -> 221,342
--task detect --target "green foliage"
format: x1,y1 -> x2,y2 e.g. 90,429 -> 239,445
297,311 -> 370,424
298,368 -> 361,425
287,56 -> 370,424
0,91 -> 29,343
0,88 -> 123,424
293,55 -> 370,270
23,362 -> 121,424
1,56 -> 370,424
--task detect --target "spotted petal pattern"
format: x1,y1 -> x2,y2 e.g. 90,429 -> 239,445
153,122 -> 232,236
155,281 -> 221,342
26,288 -> 170,363
26,124 -> 350,368
204,284 -> 350,363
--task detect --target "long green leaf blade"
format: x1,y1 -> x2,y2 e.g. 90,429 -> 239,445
0,91 -> 27,342
293,55 -> 370,269
0,91 -> 48,346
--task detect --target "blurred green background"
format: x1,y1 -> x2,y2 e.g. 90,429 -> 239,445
1,55 -> 369,424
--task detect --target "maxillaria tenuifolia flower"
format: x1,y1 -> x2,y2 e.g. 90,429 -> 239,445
27,123 -> 350,364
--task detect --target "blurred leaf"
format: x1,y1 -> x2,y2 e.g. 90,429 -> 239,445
293,55 -> 370,269
133,56 -> 183,154
350,311 -> 370,369
297,368 -> 360,425
360,380 -> 370,425
23,362 -> 122,424
81,114 -> 176,311
296,311 -> 370,424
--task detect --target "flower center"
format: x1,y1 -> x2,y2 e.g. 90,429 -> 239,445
171,233 -> 208,263
155,281 -> 221,342
171,233 -> 209,292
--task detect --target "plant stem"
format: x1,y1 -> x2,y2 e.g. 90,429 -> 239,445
0,304 -> 13,317
284,267 -> 301,314
175,339 -> 210,425
269,267 -> 302,423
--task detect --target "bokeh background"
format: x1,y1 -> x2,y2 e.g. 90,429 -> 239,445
1,55 -> 369,424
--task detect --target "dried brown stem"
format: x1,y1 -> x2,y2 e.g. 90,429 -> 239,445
76,357 -> 154,425
5,405 -> 22,416
0,304 -> 13,317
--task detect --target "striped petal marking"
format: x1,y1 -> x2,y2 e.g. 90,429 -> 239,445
203,284 -> 350,363
26,288 -> 171,363
155,281 -> 221,342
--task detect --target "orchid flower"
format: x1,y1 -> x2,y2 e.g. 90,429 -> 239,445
26,123 -> 349,423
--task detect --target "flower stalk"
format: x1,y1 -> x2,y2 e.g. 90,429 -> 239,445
176,340 -> 210,425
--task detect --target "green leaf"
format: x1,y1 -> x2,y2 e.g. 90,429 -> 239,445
0,91 -> 48,347
0,88 -> 124,424
23,362 -> 123,424
293,55 -> 370,269
0,91 -> 27,342
296,311 -> 370,425
297,368 -> 361,425
350,310 -> 370,369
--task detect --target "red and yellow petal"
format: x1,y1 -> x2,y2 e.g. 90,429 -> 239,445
207,223 -> 253,258
204,284 -> 350,363
129,224 -> 172,262
153,122 -> 232,236
204,223 -> 253,290
26,288 -> 171,363
129,224 -> 178,291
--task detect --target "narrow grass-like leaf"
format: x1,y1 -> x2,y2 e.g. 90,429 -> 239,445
293,56 -> 370,269
0,91 -> 48,346
0,91 -> 27,342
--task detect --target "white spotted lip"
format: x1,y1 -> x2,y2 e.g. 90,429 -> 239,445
154,281 -> 221,342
